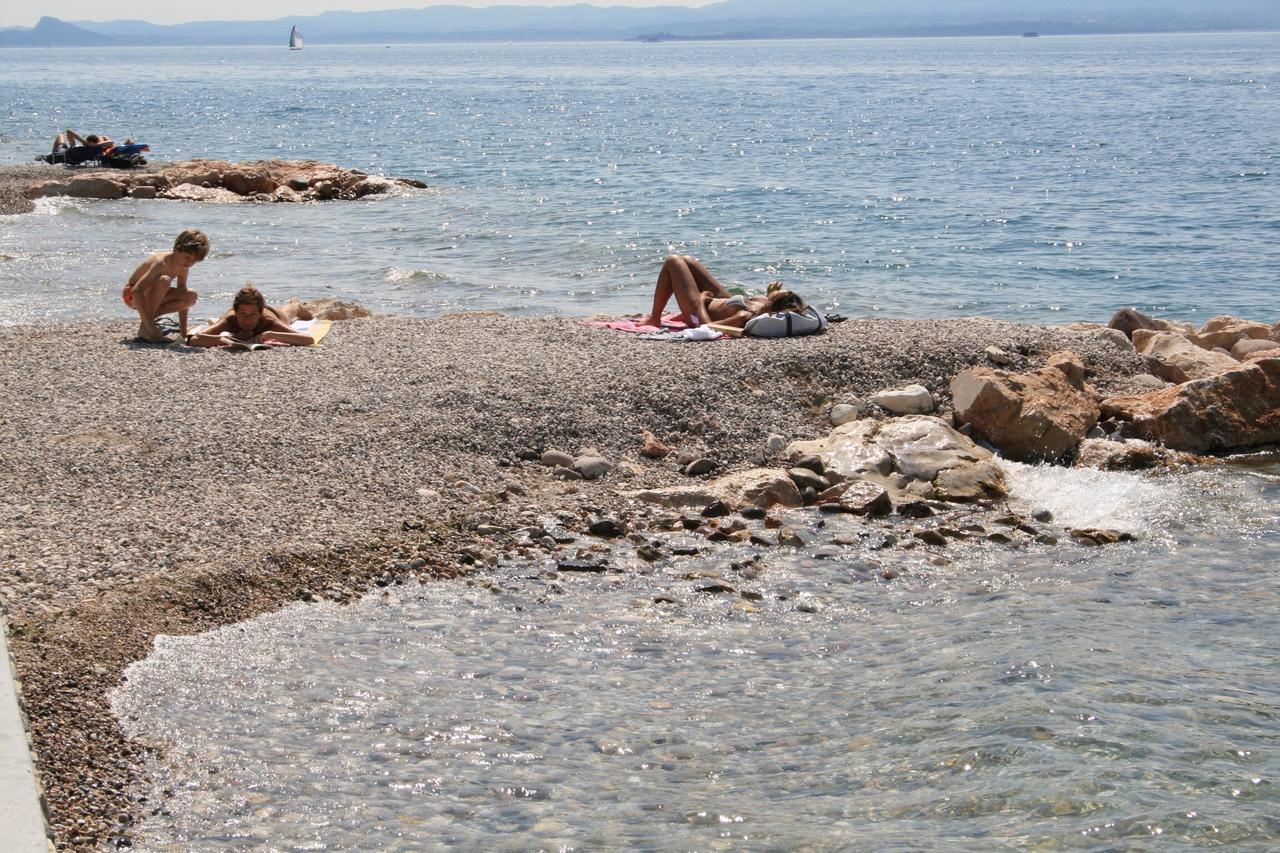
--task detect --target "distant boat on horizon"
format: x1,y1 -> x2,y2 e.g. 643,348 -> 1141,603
1022,31 -> 1040,38
289,25 -> 303,50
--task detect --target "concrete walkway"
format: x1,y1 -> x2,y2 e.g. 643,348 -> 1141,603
0,618 -> 52,851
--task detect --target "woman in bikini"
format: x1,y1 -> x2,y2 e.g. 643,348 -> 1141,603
186,285 -> 316,348
639,255 -> 805,329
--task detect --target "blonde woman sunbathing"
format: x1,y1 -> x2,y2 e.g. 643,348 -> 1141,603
187,286 -> 316,348
640,255 -> 805,329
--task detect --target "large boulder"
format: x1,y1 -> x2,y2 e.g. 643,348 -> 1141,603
950,358 -> 1099,464
1101,358 -> 1280,452
25,176 -> 127,200
1107,308 -> 1193,340
1074,438 -> 1196,471
1131,330 -> 1239,383
632,468 -> 802,510
786,416 -> 1005,502
1232,338 -> 1280,360
1191,316 -> 1273,352
221,167 -> 278,195
303,298 -> 371,321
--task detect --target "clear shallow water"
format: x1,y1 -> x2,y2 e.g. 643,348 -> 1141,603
112,460 -> 1280,849
1,33 -> 1278,325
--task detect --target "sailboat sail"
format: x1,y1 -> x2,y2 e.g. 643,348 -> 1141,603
289,26 -> 302,50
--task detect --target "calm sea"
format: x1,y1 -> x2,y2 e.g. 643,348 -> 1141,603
4,35 -> 1278,849
1,33 -> 1277,326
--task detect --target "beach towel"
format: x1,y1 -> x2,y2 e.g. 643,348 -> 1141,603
185,317 -> 332,347
581,313 -> 695,334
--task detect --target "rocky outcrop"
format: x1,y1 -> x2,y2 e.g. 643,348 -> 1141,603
632,467 -> 802,510
1230,338 -> 1280,360
786,415 -> 1005,502
302,298 -> 372,321
1190,316 -> 1274,352
1073,438 -> 1197,471
949,352 -> 1099,463
1101,358 -> 1280,452
1132,330 -> 1241,383
1107,307 -> 1195,340
23,159 -> 425,205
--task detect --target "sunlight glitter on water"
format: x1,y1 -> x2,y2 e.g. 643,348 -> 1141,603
111,461 -> 1280,850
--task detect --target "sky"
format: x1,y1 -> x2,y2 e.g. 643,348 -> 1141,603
1,0 -> 714,29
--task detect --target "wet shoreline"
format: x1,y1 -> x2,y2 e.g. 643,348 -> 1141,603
0,313 -> 1155,848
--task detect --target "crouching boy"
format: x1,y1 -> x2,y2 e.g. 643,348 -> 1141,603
122,229 -> 208,341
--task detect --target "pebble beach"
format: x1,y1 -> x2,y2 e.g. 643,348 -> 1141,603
0,313 -> 1153,848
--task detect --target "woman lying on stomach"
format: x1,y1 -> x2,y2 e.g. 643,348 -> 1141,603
640,254 -> 805,329
187,285 -> 316,348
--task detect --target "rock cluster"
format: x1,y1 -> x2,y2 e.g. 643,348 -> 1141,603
944,309 -> 1280,461
1100,309 -> 1280,453
22,159 -> 426,205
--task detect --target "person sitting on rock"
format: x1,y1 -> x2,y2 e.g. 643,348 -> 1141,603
639,254 -> 806,329
122,229 -> 208,342
186,285 -> 316,348
47,128 -> 114,166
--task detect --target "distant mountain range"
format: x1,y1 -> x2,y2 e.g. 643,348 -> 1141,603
2,0 -> 1278,47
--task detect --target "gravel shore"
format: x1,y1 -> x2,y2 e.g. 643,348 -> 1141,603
0,163 -> 60,215
1,314 -> 1147,849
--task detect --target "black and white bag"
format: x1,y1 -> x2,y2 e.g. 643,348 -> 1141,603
743,305 -> 828,338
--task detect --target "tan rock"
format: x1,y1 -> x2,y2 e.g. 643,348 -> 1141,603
1074,438 -> 1194,471
1044,350 -> 1086,388
26,176 -> 127,200
1133,331 -> 1239,383
128,186 -> 158,199
302,298 -> 371,321
1100,359 -> 1280,452
632,468 -> 802,510
1191,316 -> 1272,351
1231,338 -> 1280,360
221,167 -> 278,195
950,366 -> 1099,463
160,184 -> 244,203
787,416 -> 1005,501
639,430 -> 672,459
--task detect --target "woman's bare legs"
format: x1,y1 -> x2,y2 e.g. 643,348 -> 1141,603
641,255 -> 722,327
270,297 -> 313,325
680,255 -> 730,298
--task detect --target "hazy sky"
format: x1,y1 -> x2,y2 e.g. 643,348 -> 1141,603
2,0 -> 714,29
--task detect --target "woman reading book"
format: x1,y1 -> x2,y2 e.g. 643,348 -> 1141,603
639,255 -> 806,329
187,285 -> 316,348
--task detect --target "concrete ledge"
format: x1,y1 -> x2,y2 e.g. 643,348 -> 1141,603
0,618 -> 52,851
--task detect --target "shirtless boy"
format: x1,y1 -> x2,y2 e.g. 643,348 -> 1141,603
122,229 -> 208,341
186,285 -> 316,348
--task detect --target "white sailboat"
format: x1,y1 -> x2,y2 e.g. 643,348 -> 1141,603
289,25 -> 303,50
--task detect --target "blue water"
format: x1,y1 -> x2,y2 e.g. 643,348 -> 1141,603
1,33 -> 1277,326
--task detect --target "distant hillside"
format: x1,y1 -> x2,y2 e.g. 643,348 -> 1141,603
0,16 -> 115,47
2,0 -> 1278,47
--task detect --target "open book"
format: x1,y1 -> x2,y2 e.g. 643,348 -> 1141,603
220,332 -> 272,351
705,322 -> 744,338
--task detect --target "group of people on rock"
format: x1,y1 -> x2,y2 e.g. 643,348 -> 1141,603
124,229 -> 316,347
